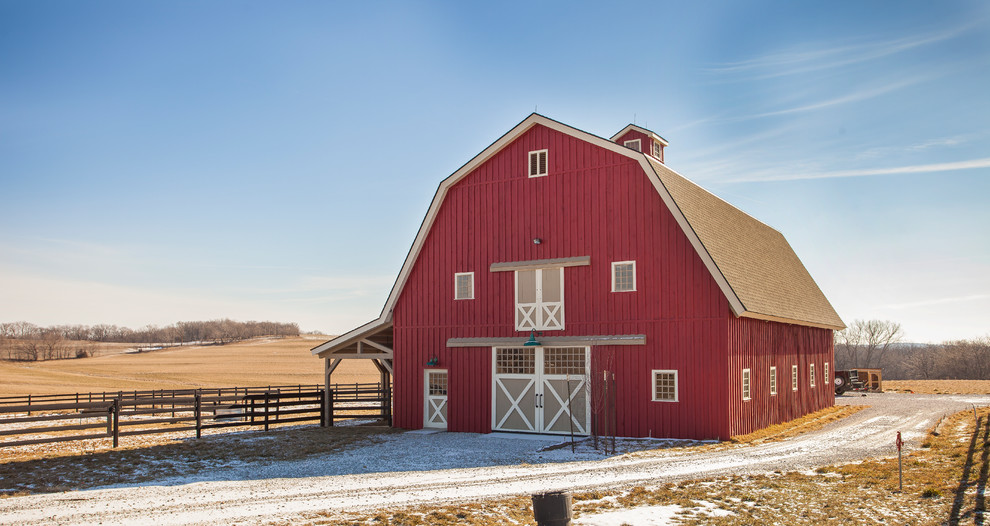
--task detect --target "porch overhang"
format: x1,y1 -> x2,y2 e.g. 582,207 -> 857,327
311,320 -> 393,360
446,334 -> 646,348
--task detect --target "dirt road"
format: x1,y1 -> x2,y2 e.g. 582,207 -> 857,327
2,393 -> 988,525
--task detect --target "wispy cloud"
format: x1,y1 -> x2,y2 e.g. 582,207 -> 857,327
853,134 -> 976,161
722,157 -> 990,183
707,22 -> 976,81
743,76 -> 929,118
880,294 -> 990,311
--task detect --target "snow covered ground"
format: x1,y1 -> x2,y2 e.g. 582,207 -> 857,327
2,393 -> 988,525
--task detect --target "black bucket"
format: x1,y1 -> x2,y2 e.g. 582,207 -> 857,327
531,491 -> 573,526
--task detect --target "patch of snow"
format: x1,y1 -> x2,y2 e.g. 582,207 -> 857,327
576,504 -> 685,525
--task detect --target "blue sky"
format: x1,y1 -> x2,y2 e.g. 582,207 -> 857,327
1,1 -> 988,342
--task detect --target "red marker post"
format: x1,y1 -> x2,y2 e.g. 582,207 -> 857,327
896,431 -> 904,491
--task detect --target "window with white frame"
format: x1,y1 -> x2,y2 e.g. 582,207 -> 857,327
611,261 -> 636,292
515,267 -> 564,331
528,149 -> 548,177
454,272 -> 474,300
742,369 -> 751,401
769,366 -> 778,395
792,365 -> 799,391
824,363 -> 830,386
651,141 -> 663,159
810,363 -> 816,388
623,139 -> 642,152
652,370 -> 678,402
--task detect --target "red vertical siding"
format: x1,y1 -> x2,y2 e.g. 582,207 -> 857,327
725,317 -> 835,437
392,124 -> 734,439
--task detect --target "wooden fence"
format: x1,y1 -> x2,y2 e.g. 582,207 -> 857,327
0,383 -> 390,449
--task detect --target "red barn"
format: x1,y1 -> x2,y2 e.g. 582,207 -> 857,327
313,114 -> 844,440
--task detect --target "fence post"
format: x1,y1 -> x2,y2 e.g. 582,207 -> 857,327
328,388 -> 334,427
27,394 -> 31,416
385,381 -> 392,427
319,389 -> 326,427
195,392 -> 202,439
112,396 -> 121,448
106,402 -> 113,436
264,391 -> 270,432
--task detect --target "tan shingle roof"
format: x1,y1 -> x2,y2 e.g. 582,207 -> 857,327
647,158 -> 845,330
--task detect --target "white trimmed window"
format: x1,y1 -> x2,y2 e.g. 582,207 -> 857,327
769,366 -> 777,395
454,272 -> 474,300
652,370 -> 678,402
792,365 -> 799,391
742,369 -> 751,401
824,362 -> 830,385
810,363 -> 816,388
623,139 -> 642,152
651,141 -> 663,159
528,149 -> 548,177
611,261 -> 636,292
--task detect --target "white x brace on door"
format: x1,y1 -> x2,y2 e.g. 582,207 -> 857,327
492,347 -> 589,435
424,369 -> 448,429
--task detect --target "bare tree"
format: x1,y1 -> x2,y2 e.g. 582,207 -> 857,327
939,337 -> 990,380
903,344 -> 939,379
835,319 -> 904,369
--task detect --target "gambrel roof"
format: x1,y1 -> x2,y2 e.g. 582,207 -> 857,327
313,114 -> 843,357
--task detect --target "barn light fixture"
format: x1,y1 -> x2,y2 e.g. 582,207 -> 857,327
533,238 -> 542,244
426,356 -> 439,366
523,330 -> 542,347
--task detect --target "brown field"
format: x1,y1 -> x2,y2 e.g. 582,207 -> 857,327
884,379 -> 990,394
0,336 -> 380,396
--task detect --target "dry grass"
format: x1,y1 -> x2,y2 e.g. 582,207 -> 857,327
725,404 -> 865,445
303,406 -> 990,525
0,424 -> 400,496
885,380 -> 990,395
0,336 -> 380,396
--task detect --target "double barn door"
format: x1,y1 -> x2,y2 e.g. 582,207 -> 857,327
492,347 -> 589,435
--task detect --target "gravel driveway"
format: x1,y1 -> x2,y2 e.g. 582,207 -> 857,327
3,392 -> 988,525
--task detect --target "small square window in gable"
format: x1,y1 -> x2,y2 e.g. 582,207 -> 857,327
611,261 -> 636,292
454,272 -> 474,300
528,149 -> 548,178
623,139 -> 641,152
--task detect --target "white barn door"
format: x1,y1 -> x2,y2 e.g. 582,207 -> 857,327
424,369 -> 448,429
492,347 -> 589,435
515,268 -> 564,331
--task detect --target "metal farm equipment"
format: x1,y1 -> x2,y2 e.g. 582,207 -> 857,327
834,368 -> 883,395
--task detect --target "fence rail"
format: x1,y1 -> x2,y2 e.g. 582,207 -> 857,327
0,383 -> 390,450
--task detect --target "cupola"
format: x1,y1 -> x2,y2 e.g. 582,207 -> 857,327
610,124 -> 668,163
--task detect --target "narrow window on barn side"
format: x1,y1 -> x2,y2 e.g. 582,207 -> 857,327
611,261 -> 636,292
810,363 -> 816,388
454,272 -> 474,300
528,149 -> 548,178
792,365 -> 799,391
623,138 -> 642,152
824,362 -> 830,386
742,369 -> 751,401
652,370 -> 678,402
769,366 -> 777,395
651,141 -> 663,159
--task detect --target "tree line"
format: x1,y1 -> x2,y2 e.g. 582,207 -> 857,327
0,319 -> 301,361
835,319 -> 990,380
